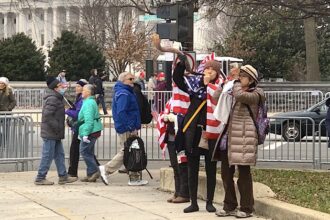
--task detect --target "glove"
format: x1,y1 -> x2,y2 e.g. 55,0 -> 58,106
82,136 -> 90,143
178,54 -> 187,62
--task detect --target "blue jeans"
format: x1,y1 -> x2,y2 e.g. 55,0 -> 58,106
80,137 -> 98,176
36,139 -> 67,181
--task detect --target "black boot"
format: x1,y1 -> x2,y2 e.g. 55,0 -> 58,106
183,202 -> 199,213
206,200 -> 216,212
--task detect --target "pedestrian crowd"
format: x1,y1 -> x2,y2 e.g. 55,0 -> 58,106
1,55 -> 264,218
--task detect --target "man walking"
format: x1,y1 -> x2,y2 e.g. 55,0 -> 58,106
89,69 -> 108,115
34,76 -> 77,185
99,72 -> 148,186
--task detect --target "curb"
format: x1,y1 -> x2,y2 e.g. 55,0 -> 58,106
159,168 -> 330,220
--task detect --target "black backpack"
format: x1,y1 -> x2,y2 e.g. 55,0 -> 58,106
123,136 -> 153,178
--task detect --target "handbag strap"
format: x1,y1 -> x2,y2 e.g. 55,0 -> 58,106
244,93 -> 261,131
183,100 -> 206,133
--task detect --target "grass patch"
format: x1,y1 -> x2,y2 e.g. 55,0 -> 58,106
251,169 -> 330,214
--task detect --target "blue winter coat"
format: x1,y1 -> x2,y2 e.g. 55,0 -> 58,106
112,81 -> 141,134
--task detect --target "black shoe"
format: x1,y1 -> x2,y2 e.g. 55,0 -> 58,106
118,168 -> 128,174
183,204 -> 199,213
206,201 -> 216,212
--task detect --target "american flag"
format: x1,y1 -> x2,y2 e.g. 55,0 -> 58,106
157,52 -> 222,152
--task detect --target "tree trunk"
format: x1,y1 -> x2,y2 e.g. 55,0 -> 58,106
304,16 -> 320,81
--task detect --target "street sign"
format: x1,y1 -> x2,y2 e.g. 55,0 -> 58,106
174,51 -> 196,72
139,14 -> 162,22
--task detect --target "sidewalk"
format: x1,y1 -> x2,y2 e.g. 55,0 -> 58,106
0,170 -> 267,220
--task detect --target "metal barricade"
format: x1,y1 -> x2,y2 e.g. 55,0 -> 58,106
264,90 -> 324,113
0,113 -> 34,171
318,119 -> 330,168
260,116 -> 317,167
2,110 -> 330,171
142,91 -> 172,113
13,89 -> 45,109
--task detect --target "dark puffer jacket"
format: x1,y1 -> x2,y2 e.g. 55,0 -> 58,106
40,88 -> 65,140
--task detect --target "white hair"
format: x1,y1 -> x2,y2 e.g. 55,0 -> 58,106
84,84 -> 95,95
230,62 -> 241,69
118,72 -> 133,82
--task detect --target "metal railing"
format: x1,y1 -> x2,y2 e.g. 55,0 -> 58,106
0,111 -> 165,171
318,119 -> 330,168
14,89 -> 45,109
12,88 -> 327,113
260,116 -> 317,168
264,90 -> 324,113
1,111 -> 330,171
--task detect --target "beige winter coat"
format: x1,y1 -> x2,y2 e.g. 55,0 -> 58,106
228,82 -> 265,166
212,82 -> 265,166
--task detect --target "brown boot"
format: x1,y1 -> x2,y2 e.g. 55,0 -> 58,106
88,171 -> 100,182
167,195 -> 177,203
172,196 -> 190,203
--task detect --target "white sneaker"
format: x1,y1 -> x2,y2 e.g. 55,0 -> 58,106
138,179 -> 148,185
99,165 -> 109,185
128,179 -> 149,186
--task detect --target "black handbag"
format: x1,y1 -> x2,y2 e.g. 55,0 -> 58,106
66,116 -> 78,128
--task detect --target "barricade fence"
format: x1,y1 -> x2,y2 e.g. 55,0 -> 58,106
1,111 -> 330,171
13,89 -> 327,114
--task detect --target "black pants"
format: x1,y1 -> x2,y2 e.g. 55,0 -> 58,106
68,131 -> 100,177
185,125 -> 217,205
168,141 -> 189,198
96,94 -> 108,115
220,151 -> 254,213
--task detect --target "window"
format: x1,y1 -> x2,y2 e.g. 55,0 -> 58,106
28,14 -> 32,20
40,14 -> 44,20
2,18 -> 4,24
14,18 -> 16,24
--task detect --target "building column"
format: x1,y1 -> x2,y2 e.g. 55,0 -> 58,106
79,8 -> 83,28
31,10 -> 39,46
18,11 -> 25,33
4,13 -> 8,38
66,7 -> 70,30
53,7 -> 58,39
44,9 -> 48,46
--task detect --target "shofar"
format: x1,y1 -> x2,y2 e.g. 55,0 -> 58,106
151,33 -> 192,73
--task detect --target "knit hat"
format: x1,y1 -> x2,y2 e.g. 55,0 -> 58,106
0,77 -> 9,86
76,79 -> 88,87
240,65 -> 258,82
204,60 -> 222,76
46,76 -> 60,89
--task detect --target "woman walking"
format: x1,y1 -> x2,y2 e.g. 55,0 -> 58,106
78,84 -> 103,182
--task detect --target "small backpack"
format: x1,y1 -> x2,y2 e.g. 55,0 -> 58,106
123,136 -> 153,178
246,95 -> 270,145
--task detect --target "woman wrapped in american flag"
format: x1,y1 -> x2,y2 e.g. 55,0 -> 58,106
152,34 -> 225,213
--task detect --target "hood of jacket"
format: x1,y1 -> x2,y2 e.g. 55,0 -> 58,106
114,81 -> 134,94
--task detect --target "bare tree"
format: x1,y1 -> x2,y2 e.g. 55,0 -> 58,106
200,0 -> 329,81
70,0 -> 158,78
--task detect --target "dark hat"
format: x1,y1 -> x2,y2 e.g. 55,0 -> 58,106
46,76 -> 60,89
204,60 -> 222,75
76,79 -> 88,87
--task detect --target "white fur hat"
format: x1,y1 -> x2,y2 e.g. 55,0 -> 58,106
0,77 -> 9,86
